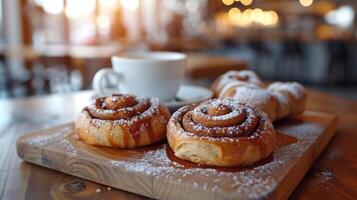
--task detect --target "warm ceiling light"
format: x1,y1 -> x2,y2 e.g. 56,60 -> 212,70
252,8 -> 264,23
243,8 -> 253,20
300,0 -> 313,7
120,0 -> 139,11
222,0 -> 234,6
241,9 -> 253,25
261,11 -> 273,26
269,11 -> 279,25
99,0 -> 118,7
42,0 -> 64,15
65,0 -> 96,18
228,7 -> 241,21
240,0 -> 253,6
97,15 -> 111,28
240,12 -> 252,26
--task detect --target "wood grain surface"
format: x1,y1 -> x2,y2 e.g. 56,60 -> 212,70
16,111 -> 336,200
0,90 -> 356,200
186,54 -> 247,79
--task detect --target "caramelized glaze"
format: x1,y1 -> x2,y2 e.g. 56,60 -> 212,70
276,131 -> 298,147
78,94 -> 170,148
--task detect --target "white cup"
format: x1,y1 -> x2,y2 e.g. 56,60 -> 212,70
93,51 -> 186,102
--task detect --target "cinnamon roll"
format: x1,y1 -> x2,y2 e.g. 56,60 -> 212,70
167,99 -> 276,166
75,94 -> 170,148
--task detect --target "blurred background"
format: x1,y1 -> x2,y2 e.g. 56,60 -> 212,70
0,0 -> 356,100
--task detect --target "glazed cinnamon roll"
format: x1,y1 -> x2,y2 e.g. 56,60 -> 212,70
75,94 -> 170,148
167,99 -> 276,166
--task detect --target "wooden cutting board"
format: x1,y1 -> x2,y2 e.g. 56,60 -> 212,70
16,111 -> 337,200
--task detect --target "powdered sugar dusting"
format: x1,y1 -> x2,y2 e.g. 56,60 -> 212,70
88,97 -> 162,127
318,169 -> 334,182
216,70 -> 263,93
83,117 -> 322,199
232,86 -> 272,107
315,169 -> 334,190
219,81 -> 257,98
169,99 -> 274,141
268,82 -> 306,100
193,99 -> 243,121
109,115 -> 323,198
104,118 -> 319,199
58,138 -> 78,156
106,144 -> 279,198
21,111 -> 333,199
216,72 -> 308,122
27,125 -> 72,147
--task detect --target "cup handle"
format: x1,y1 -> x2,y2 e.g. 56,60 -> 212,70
92,68 -> 123,95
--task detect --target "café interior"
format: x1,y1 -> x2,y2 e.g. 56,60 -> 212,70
1,1 -> 357,199
0,0 -> 356,100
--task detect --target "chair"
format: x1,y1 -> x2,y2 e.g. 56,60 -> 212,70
278,37 -> 305,81
326,40 -> 350,85
37,48 -> 72,93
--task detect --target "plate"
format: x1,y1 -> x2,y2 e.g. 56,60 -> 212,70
165,85 -> 213,112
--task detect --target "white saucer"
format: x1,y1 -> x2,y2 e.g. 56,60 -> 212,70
91,85 -> 213,112
165,85 -> 213,112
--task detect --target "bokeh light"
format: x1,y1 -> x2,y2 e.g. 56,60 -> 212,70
228,7 -> 241,21
240,0 -> 253,6
300,0 -> 313,7
222,0 -> 235,6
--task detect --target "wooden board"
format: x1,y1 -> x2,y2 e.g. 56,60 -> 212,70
16,111 -> 337,200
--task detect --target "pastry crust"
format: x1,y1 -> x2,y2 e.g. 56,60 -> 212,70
211,70 -> 263,97
268,82 -> 307,116
212,70 -> 308,121
75,94 -> 170,148
167,99 -> 276,166
222,84 -> 279,122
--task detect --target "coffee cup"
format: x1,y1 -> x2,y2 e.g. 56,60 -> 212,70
92,51 -> 186,102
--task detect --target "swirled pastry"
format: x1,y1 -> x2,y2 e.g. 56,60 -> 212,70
167,99 -> 276,166
219,84 -> 279,122
212,70 -> 307,121
75,94 -> 170,148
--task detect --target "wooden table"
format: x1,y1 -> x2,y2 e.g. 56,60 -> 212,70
186,54 -> 247,79
0,90 -> 356,199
